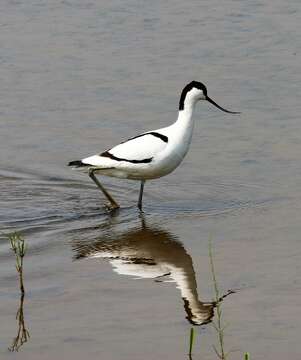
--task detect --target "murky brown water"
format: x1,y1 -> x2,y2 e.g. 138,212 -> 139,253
1,0 -> 301,359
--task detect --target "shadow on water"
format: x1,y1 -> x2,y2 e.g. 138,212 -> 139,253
72,215 -> 221,326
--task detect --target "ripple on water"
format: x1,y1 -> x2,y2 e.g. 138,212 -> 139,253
0,169 -> 283,240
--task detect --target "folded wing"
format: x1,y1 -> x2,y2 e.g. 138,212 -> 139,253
82,131 -> 168,166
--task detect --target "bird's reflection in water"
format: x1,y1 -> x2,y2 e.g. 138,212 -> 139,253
72,217 -> 216,326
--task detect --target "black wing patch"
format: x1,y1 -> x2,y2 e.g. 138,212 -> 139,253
68,160 -> 89,167
123,131 -> 168,144
99,131 -> 168,163
101,151 -> 153,164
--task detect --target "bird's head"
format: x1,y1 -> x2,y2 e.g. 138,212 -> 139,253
179,80 -> 240,114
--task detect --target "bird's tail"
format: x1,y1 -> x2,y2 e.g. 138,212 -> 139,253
68,160 -> 89,168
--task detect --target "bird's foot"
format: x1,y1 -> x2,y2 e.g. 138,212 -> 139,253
104,203 -> 120,213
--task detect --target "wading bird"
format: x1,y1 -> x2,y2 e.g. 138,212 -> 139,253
68,81 -> 239,211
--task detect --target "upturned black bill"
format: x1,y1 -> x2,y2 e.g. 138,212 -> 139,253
206,96 -> 240,114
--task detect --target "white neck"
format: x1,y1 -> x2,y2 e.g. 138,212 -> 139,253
170,100 -> 197,156
175,94 -> 198,127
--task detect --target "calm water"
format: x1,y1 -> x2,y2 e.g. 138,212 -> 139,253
1,0 -> 301,359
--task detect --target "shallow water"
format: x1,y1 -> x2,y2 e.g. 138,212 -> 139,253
1,0 -> 301,359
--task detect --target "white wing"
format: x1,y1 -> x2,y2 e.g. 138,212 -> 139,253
108,132 -> 168,160
82,131 -> 168,166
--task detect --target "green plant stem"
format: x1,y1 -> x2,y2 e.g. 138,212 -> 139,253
7,232 -> 30,351
189,327 -> 195,357
209,236 -> 226,360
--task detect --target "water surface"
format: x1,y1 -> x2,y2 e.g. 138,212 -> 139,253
1,0 -> 301,359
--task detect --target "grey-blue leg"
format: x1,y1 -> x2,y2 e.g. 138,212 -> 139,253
138,180 -> 145,211
89,169 -> 120,210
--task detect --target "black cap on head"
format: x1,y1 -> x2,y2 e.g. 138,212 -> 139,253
179,81 -> 207,110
